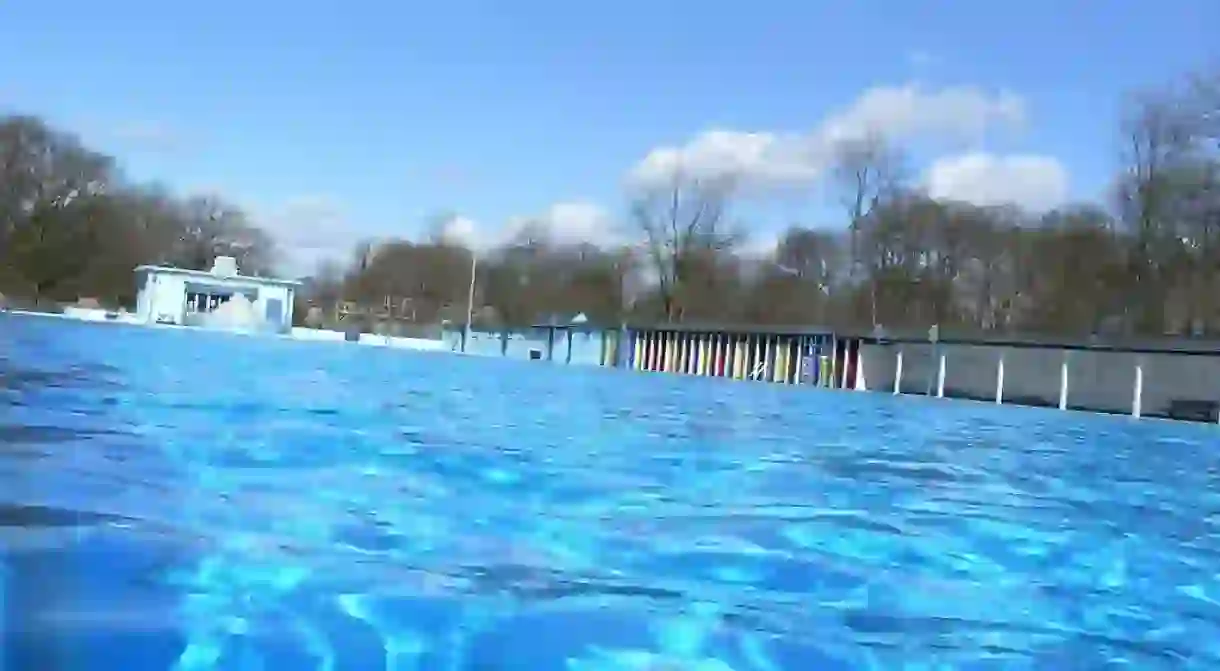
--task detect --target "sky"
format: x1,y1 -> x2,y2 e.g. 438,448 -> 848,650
2,1 -> 1218,274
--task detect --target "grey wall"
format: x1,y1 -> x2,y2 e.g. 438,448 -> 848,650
860,342 -> 1220,421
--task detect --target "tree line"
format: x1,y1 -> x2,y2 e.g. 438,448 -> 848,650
0,115 -> 276,308
310,68 -> 1220,338
2,68 -> 1217,338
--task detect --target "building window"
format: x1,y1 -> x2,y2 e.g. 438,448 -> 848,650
186,291 -> 234,314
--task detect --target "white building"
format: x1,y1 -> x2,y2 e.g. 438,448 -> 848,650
134,256 -> 300,333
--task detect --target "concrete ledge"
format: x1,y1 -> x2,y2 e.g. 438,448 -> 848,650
355,332 -> 445,351
289,327 -> 347,342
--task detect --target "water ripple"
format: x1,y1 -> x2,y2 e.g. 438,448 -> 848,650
3,315 -> 1220,669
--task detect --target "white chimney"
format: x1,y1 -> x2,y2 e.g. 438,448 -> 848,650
210,256 -> 239,277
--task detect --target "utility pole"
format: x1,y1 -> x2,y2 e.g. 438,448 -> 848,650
463,250 -> 477,352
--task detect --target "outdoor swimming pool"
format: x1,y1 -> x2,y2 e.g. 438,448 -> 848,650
2,313 -> 1219,670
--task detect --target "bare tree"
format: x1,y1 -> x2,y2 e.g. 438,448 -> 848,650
1185,69 -> 1219,153
1023,205 -> 1126,334
748,226 -> 842,324
629,170 -> 739,321
164,195 -> 276,275
0,115 -> 116,302
830,130 -> 907,326
856,192 -> 954,329
9,63 -> 1220,339
1113,88 -> 1199,332
776,227 -> 841,288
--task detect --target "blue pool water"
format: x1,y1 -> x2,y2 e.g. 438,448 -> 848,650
2,314 -> 1220,670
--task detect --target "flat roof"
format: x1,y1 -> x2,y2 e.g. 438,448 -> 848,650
530,321 -> 602,331
135,265 -> 302,287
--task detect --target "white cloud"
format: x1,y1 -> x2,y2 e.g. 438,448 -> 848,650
923,152 -> 1069,212
449,201 -> 618,251
546,201 -> 616,244
251,199 -> 619,277
824,84 -> 1024,143
627,83 -> 1027,191
436,214 -> 479,246
738,232 -> 782,260
629,130 -> 818,191
502,201 -> 617,247
246,195 -> 353,275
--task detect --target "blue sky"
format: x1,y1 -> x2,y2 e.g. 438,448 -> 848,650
2,1 -> 1217,272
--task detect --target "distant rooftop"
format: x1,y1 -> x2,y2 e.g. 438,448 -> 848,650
136,256 -> 301,287
532,312 -> 597,329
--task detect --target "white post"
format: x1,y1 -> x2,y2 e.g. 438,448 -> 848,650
1133,359 -> 1144,418
995,353 -> 1005,404
893,350 -> 903,395
853,347 -> 866,391
1059,353 -> 1070,410
463,251 -> 477,353
839,343 -> 850,389
936,351 -> 947,398
827,336 -> 835,387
